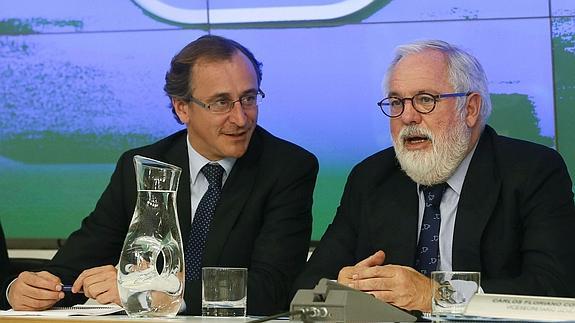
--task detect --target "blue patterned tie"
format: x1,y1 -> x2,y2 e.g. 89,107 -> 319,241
185,163 -> 224,282
415,183 -> 448,276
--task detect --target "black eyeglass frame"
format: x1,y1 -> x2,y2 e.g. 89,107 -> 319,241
187,89 -> 266,114
377,92 -> 472,118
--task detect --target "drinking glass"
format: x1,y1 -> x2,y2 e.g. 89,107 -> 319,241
202,267 -> 248,317
431,271 -> 480,316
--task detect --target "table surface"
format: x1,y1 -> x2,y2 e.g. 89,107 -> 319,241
0,315 -> 288,322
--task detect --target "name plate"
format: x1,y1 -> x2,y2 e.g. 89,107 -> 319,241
464,293 -> 575,321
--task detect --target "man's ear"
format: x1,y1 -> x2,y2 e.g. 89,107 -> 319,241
465,93 -> 482,128
172,98 -> 189,124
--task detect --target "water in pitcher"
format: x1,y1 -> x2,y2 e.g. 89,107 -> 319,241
118,234 -> 183,317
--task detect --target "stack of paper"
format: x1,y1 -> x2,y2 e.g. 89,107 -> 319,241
0,304 -> 124,317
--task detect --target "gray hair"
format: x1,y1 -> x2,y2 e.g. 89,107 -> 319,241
383,40 -> 491,126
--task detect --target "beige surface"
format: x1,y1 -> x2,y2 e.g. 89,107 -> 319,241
8,250 -> 57,260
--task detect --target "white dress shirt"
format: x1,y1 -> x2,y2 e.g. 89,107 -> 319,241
186,138 -> 235,222
417,142 -> 478,271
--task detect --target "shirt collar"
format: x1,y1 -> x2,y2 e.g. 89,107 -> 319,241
446,141 -> 478,196
417,140 -> 479,195
186,136 -> 236,185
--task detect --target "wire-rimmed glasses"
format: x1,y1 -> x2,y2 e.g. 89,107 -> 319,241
188,89 -> 265,114
377,92 -> 471,118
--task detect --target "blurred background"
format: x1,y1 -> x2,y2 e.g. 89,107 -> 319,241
1,0 -> 574,245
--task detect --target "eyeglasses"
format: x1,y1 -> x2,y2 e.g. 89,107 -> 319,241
188,89 -> 265,114
377,92 -> 471,118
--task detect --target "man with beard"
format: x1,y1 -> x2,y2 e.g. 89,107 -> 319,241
3,35 -> 318,315
293,39 -> 575,313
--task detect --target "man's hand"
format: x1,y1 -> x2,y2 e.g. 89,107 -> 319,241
72,265 -> 120,305
337,250 -> 386,286
338,251 -> 433,312
351,264 -> 432,312
8,271 -> 64,310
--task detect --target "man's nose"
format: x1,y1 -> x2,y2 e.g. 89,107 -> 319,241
228,101 -> 247,126
400,99 -> 422,124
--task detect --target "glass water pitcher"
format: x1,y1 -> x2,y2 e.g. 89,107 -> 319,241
117,155 -> 184,317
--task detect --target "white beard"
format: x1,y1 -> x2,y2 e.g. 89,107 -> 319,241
393,115 -> 471,186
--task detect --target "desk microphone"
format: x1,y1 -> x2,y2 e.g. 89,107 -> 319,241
289,278 -> 417,322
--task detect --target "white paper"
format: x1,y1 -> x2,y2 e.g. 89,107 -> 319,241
0,304 -> 124,317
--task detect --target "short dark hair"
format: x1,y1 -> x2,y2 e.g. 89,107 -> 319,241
164,35 -> 263,124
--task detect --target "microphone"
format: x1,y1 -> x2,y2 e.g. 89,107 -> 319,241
289,278 -> 417,322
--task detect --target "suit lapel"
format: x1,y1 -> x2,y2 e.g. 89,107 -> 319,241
202,127 -> 262,265
452,126 -> 501,271
369,163 -> 420,266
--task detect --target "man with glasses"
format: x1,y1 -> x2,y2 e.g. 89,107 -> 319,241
3,35 -> 318,316
294,39 -> 575,313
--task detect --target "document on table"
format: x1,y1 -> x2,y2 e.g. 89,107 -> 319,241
0,304 -> 124,317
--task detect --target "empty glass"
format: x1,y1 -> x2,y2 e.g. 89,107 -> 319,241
431,271 -> 481,316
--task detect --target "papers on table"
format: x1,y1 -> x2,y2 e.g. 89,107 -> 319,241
0,304 -> 124,317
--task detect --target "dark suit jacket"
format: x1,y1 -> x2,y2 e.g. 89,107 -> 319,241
0,221 -> 9,281
1,126 -> 318,315
295,125 -> 575,298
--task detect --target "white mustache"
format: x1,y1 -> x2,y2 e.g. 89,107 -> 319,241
399,125 -> 434,142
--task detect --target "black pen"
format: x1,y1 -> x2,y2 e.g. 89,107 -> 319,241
61,285 -> 83,293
